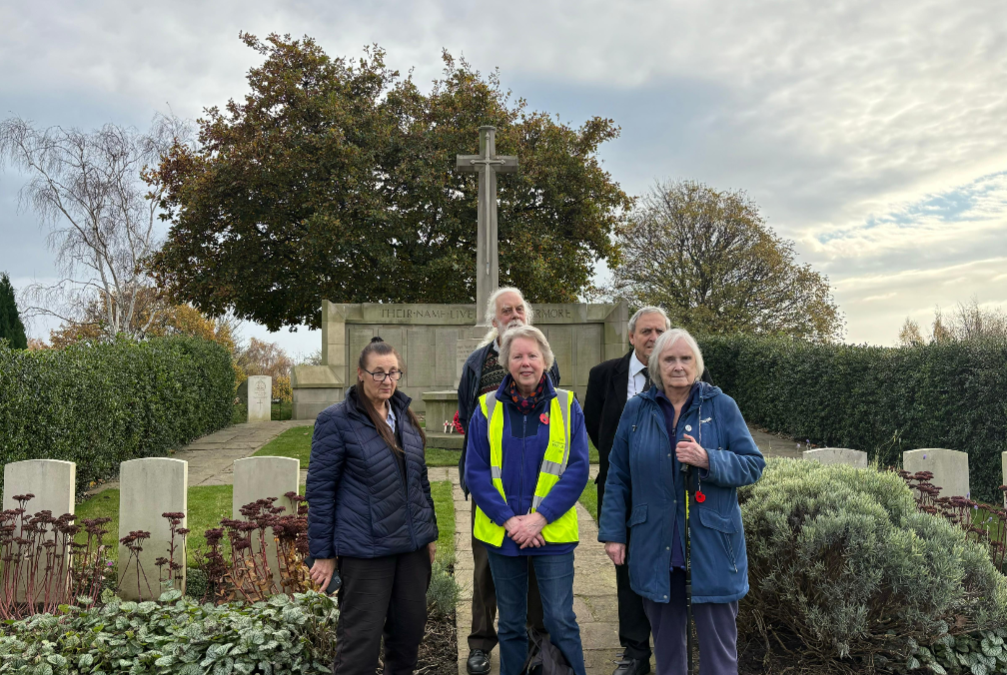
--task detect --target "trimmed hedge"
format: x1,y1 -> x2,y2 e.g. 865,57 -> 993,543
701,335 -> 1007,502
0,336 -> 234,494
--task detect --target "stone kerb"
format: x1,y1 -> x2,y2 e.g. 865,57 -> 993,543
247,375 -> 272,423
118,458 -> 188,601
232,457 -> 300,589
903,448 -> 970,500
2,460 -> 76,603
802,447 -> 868,468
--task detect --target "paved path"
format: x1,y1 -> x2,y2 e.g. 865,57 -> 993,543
86,421 -> 313,494
447,428 -> 801,675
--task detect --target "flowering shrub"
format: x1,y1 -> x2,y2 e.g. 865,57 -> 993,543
740,459 -> 1007,669
0,589 -> 337,674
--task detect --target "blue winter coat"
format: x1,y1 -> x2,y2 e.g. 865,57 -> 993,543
598,383 -> 765,604
305,387 -> 438,560
464,375 -> 590,556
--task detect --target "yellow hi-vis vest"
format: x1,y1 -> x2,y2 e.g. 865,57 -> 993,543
472,389 -> 579,548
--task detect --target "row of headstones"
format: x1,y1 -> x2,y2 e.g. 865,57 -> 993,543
804,447 -> 973,500
3,455 -> 301,601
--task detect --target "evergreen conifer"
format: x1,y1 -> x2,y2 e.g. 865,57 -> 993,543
0,273 -> 28,349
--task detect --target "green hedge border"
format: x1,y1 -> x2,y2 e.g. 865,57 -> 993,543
701,335 -> 1007,503
0,336 -> 234,495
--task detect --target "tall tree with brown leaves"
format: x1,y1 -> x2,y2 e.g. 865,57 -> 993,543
148,34 -> 632,330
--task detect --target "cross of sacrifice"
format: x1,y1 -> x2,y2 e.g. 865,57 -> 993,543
456,126 -> 518,320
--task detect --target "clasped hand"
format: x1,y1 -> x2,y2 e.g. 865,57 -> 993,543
504,513 -> 547,549
676,433 -> 709,470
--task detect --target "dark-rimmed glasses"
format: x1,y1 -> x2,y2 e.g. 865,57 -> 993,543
362,368 -> 403,383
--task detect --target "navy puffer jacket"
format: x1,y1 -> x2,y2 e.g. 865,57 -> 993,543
306,387 -> 438,560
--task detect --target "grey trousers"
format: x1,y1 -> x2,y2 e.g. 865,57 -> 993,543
641,570 -> 739,675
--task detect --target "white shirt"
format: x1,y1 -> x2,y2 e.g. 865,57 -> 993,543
627,351 -> 650,400
385,403 -> 397,431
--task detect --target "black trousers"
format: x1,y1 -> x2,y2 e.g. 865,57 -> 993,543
598,479 -> 653,660
469,506 -> 547,652
334,547 -> 431,675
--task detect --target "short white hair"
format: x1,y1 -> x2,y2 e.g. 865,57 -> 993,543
499,325 -> 555,372
629,306 -> 671,334
648,328 -> 705,387
480,287 -> 536,346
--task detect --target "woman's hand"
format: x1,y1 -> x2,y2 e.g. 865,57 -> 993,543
513,513 -> 548,549
676,433 -> 710,470
504,514 -> 547,548
309,558 -> 337,592
605,542 -> 626,566
428,542 -> 437,565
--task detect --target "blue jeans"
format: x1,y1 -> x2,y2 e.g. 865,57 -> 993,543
485,550 -> 586,675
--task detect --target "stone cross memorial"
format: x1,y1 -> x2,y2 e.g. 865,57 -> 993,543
456,125 -> 517,319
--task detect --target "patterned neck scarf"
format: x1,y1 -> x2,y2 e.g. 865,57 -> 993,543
507,374 -> 547,414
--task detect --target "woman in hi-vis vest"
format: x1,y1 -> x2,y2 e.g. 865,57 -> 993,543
464,325 -> 590,675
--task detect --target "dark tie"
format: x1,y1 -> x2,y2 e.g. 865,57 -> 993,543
642,369 -> 653,392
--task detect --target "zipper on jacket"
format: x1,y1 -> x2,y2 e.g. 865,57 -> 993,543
520,413 -> 528,517
394,415 -> 418,551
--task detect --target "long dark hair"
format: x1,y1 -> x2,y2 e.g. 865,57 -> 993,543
356,337 -> 426,453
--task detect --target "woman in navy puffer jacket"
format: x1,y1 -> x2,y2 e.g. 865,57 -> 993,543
306,337 -> 438,675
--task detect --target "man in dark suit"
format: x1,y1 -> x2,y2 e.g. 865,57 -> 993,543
585,307 -> 711,675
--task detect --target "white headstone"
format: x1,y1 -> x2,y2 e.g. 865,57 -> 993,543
1001,451 -> 1007,507
803,447 -> 868,468
2,460 -> 76,603
903,448 -> 970,499
118,458 -> 188,600
247,375 -> 272,423
232,456 -> 300,593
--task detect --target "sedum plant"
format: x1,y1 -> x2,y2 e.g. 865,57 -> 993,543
740,459 -> 1007,669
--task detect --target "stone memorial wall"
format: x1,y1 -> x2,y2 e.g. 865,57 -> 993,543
291,300 -> 629,419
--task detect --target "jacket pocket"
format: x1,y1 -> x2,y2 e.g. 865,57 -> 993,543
627,504 -> 648,527
697,507 -> 738,572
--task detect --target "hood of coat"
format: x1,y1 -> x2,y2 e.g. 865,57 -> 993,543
345,385 -> 413,427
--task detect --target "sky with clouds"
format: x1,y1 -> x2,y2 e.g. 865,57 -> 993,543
2,0 -> 1006,356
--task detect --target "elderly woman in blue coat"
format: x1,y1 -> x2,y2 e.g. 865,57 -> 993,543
465,325 -> 590,675
306,337 -> 438,675
599,328 -> 764,675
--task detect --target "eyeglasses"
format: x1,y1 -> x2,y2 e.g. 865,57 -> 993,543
362,369 -> 403,383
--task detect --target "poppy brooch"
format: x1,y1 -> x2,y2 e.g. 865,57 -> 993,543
540,413 -> 549,425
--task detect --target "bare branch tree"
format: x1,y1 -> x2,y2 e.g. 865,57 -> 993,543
0,114 -> 191,339
612,180 -> 845,341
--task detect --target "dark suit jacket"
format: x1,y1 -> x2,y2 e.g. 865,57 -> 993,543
584,350 -> 712,486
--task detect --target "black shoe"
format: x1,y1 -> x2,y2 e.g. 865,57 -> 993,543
467,649 -> 491,675
612,657 -> 651,675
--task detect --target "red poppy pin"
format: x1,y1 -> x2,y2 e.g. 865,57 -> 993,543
695,491 -> 707,503
540,413 -> 550,425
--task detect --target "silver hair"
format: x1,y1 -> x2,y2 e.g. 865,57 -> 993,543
479,287 -> 536,346
648,328 -> 705,387
499,324 -> 555,372
629,306 -> 671,334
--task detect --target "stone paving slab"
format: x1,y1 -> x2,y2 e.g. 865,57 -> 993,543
86,420 -> 313,495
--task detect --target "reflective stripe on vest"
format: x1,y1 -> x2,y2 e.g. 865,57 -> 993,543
472,389 -> 579,547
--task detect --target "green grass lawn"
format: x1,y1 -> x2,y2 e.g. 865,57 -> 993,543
76,479 -> 457,568
255,427 -> 597,468
431,481 -> 454,564
579,482 -> 598,521
232,401 -> 293,425
253,427 -> 462,468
